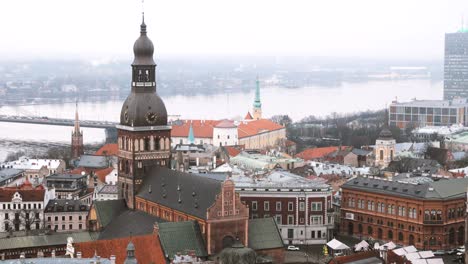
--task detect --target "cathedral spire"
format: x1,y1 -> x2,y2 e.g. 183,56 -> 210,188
252,76 -> 262,120
74,100 -> 80,134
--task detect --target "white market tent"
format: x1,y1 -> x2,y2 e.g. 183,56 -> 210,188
327,238 -> 350,250
380,241 -> 397,250
354,240 -> 370,251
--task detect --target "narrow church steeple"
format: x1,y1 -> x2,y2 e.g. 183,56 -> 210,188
187,123 -> 195,144
71,101 -> 84,159
252,76 -> 262,120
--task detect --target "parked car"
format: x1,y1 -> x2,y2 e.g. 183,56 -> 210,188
287,246 -> 300,251
433,250 -> 446,256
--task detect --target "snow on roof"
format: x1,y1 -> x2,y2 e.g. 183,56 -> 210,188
308,161 -> 371,176
231,169 -> 330,189
413,124 -> 467,135
2,157 -> 63,171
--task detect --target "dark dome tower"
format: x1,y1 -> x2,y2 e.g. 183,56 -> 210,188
117,15 -> 172,209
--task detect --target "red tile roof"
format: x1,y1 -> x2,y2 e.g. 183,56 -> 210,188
296,146 -> 345,161
95,144 -> 119,156
94,167 -> 114,183
0,188 -> 45,202
75,234 -> 165,264
171,119 -> 284,139
237,119 -> 284,138
225,146 -> 242,157
244,112 -> 253,120
215,119 -> 236,128
171,120 -> 220,138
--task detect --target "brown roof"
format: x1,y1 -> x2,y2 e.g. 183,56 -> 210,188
237,119 -> 284,138
75,234 -> 165,264
244,112 -> 253,120
171,120 -> 220,138
296,146 -> 346,161
95,144 -> 119,156
0,188 -> 45,202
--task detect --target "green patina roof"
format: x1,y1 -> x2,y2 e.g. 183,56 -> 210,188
158,221 -> 208,259
94,199 -> 127,228
0,231 -> 98,250
248,217 -> 284,250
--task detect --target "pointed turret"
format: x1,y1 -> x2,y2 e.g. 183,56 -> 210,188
187,122 -> 195,144
124,241 -> 137,264
73,101 -> 81,135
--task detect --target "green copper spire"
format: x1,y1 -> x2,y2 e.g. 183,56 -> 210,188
253,76 -> 261,108
187,122 -> 195,144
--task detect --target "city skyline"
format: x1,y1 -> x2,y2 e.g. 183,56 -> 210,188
0,0 -> 467,60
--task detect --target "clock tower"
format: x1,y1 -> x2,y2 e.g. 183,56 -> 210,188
117,14 -> 171,209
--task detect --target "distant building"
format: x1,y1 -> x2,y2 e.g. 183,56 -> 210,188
443,29 -> 468,100
341,176 -> 468,250
172,143 -> 227,173
45,173 -> 88,199
389,98 -> 468,129
374,127 -> 395,168
94,184 -> 119,201
44,199 -> 89,232
71,102 -> 84,159
1,158 -> 66,185
230,151 -> 304,171
0,168 -> 24,187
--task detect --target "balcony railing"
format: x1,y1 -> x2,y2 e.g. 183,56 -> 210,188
423,220 -> 444,225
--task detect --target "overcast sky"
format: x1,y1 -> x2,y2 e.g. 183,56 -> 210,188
0,0 -> 467,60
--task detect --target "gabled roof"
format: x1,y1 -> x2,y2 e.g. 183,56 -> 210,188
98,209 -> 165,240
95,143 -> 119,156
94,199 -> 127,229
158,221 -> 208,258
94,167 -> 115,183
237,119 -> 284,138
224,146 -> 242,157
0,188 -> 45,202
137,166 -> 222,220
244,112 -> 253,120
296,146 -> 343,160
76,234 -> 165,264
77,155 -> 109,169
248,218 -> 284,250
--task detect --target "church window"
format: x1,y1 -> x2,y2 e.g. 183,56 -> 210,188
160,138 -> 165,150
134,139 -> 139,151
144,138 -> 150,151
140,139 -> 145,151
390,150 -> 394,160
166,138 -> 170,150
379,150 -> 384,160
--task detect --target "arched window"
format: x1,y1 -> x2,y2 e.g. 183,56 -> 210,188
165,138 -> 171,150
388,230 -> 393,240
449,228 -> 455,244
378,228 -> 383,239
144,138 -> 150,151
134,139 -> 139,152
424,210 -> 430,220
398,232 -> 404,241
160,138 -> 165,150
458,226 -> 464,245
367,226 -> 373,235
358,224 -> 363,234
140,139 -> 145,151
436,210 -> 442,221
155,137 -> 160,150
380,150 -> 384,160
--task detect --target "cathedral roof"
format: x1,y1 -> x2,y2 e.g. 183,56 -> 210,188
132,15 -> 155,66
136,166 -> 222,220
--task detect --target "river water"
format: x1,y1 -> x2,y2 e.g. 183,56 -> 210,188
0,79 -> 442,161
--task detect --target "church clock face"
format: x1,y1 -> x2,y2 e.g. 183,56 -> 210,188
146,111 -> 158,124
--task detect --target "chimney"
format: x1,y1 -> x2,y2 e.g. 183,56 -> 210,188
110,255 -> 116,264
77,252 -> 82,258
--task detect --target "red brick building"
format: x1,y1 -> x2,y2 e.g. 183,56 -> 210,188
341,176 -> 467,250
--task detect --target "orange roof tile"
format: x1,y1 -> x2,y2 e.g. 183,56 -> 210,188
171,120 -> 220,138
296,146 -> 344,161
95,144 -> 119,156
75,234 -> 165,264
0,188 -> 45,202
237,119 -> 284,138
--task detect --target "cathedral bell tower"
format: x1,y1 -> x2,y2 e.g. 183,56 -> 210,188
117,14 -> 172,209
252,76 -> 262,120
71,101 -> 84,159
